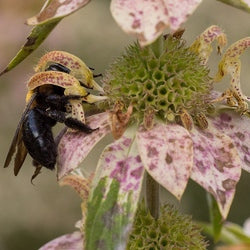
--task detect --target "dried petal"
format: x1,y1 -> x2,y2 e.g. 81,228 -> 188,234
57,112 -> 110,179
180,108 -> 193,130
136,123 -> 193,200
39,231 -> 83,250
111,0 -> 202,46
214,37 -> 250,113
86,127 -> 144,249
59,174 -> 93,225
59,174 -> 92,200
110,102 -> 133,139
190,124 -> 242,219
190,25 -> 227,64
210,111 -> 250,173
27,0 -> 91,25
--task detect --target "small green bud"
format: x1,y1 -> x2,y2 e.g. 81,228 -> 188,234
127,202 -> 208,250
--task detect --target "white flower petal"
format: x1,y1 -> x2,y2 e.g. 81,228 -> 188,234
210,111 -> 250,173
111,0 -> 202,46
136,123 -> 193,200
190,124 -> 242,219
39,231 -> 83,250
57,112 -> 110,179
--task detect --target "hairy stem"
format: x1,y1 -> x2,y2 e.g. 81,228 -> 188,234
146,172 -> 159,219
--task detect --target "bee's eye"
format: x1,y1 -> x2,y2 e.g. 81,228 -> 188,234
45,63 -> 71,74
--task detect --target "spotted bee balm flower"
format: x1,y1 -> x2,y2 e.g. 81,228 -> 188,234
54,26 -> 250,248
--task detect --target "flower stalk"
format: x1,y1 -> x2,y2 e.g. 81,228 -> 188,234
146,172 -> 160,219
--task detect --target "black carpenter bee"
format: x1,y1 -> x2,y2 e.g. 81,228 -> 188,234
4,51 -> 105,180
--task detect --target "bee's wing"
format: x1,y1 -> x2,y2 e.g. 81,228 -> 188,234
4,93 -> 37,175
13,133 -> 28,176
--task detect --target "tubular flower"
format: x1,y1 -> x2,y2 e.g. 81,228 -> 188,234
56,26 -> 250,248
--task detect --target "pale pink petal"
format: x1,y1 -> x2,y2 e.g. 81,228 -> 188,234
165,0 -> 202,30
190,124 -> 242,219
27,0 -> 91,25
111,0 -> 202,46
136,123 -> 193,200
210,111 -> 250,173
57,112 -> 110,179
95,127 -> 144,198
39,231 -> 83,250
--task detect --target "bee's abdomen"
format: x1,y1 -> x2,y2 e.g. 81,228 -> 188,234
22,108 -> 57,169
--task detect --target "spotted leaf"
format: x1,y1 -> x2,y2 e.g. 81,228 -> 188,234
137,123 -> 193,200
57,112 -> 110,180
86,127 -> 144,249
110,0 -> 202,46
39,231 -> 83,250
210,111 -> 250,173
27,0 -> 91,25
190,124 -> 242,219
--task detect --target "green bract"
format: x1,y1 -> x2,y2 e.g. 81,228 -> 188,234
103,35 -> 212,123
127,203 -> 207,250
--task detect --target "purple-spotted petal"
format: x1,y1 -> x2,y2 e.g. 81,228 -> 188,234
39,231 -> 83,250
190,124 -> 242,219
95,127 -> 144,203
210,111 -> 250,173
110,0 -> 202,46
136,123 -> 193,200
86,127 -> 144,249
57,112 -> 110,180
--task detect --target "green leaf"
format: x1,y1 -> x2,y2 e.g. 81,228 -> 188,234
0,20 -> 60,76
0,0 -> 91,76
217,0 -> 250,13
207,192 -> 223,242
201,221 -> 250,245
225,223 -> 250,244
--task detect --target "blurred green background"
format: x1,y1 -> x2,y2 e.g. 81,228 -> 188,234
0,1 -> 249,249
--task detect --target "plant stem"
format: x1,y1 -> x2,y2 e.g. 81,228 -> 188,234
145,36 -> 163,219
146,172 -> 159,219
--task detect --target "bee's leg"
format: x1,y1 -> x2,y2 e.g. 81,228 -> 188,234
40,109 -> 97,134
88,66 -> 102,78
93,73 -> 102,78
64,117 -> 98,133
45,63 -> 71,74
45,94 -> 83,110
